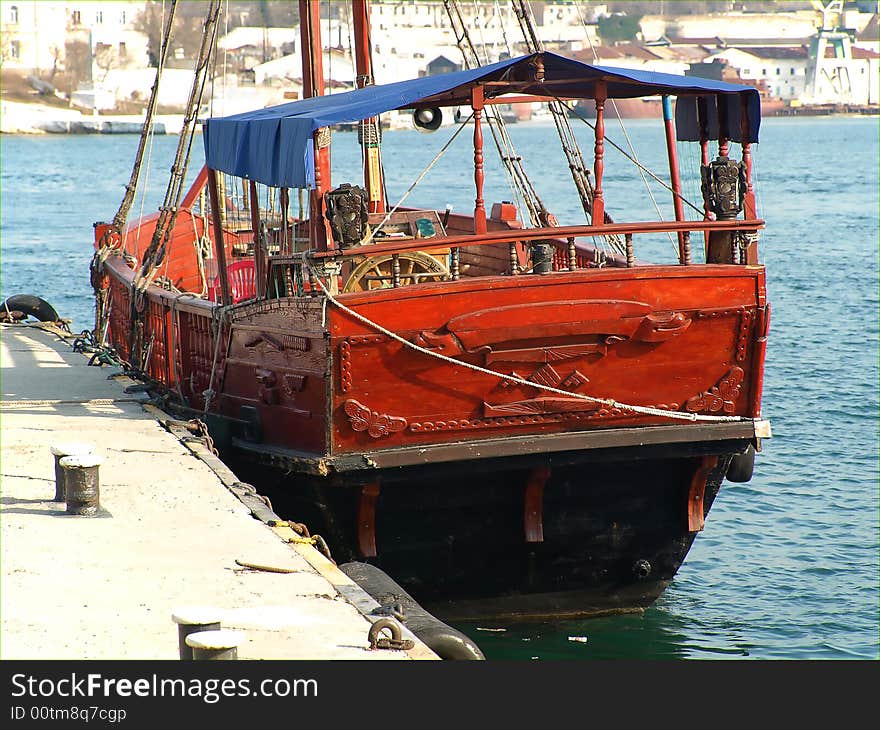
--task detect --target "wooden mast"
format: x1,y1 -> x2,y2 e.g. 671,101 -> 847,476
351,0 -> 385,213
300,0 -> 332,251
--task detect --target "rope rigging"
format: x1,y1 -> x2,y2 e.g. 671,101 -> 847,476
135,0 -> 223,289
91,0 -> 179,345
570,2 -> 680,257
510,0 -> 626,258
128,0 -> 224,372
113,0 -> 179,234
442,0 -> 552,228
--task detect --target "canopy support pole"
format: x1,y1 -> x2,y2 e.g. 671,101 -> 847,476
353,0 -> 385,213
207,168 -> 232,306
740,95 -> 758,264
662,96 -> 688,264
717,94 -> 730,158
248,180 -> 264,298
472,86 -> 487,234
300,0 -> 332,252
591,81 -> 606,227
697,96 -> 712,253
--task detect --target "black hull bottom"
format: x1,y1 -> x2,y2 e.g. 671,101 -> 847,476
225,444 -> 733,621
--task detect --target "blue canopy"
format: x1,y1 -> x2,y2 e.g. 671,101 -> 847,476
203,51 -> 761,189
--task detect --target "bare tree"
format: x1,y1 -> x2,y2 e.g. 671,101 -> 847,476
134,0 -> 164,67
58,39 -> 91,98
94,42 -> 118,82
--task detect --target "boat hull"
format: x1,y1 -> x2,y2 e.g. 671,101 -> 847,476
225,442 -> 735,621
98,233 -> 768,620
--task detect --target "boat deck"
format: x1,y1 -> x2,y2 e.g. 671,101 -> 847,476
0,323 -> 434,660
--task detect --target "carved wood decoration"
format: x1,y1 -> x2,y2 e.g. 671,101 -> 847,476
344,399 -> 407,438
414,300 -> 691,359
685,366 -> 745,415
321,270 -> 765,452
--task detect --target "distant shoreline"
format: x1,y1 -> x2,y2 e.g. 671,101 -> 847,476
1,98 -> 876,136
0,100 -> 187,135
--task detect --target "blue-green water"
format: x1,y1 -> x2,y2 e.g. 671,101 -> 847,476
1,116 -> 877,659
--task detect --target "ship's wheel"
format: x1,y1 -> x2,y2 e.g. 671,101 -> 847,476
342,251 -> 448,293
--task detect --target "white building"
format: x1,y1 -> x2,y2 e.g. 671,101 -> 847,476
640,11 -> 820,44
705,47 -> 809,101
0,1 -> 148,74
252,48 -> 355,89
706,43 -> 879,105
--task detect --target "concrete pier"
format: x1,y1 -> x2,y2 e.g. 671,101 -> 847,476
0,323 -> 435,660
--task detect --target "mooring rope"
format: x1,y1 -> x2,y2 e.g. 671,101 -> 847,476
304,259 -> 746,424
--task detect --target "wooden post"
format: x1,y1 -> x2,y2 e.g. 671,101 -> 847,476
206,168 -> 232,306
662,96 -> 688,264
472,86 -> 487,234
592,81 -> 606,227
740,96 -> 758,264
279,187 -> 290,254
299,0 -> 332,252
697,95 -> 711,254
717,94 -> 729,158
248,180 -> 264,298
352,0 -> 384,213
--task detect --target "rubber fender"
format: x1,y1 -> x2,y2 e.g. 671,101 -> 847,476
726,445 -> 755,483
2,294 -> 60,322
340,561 -> 485,660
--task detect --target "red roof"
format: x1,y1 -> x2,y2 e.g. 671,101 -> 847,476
574,44 -> 661,62
844,46 -> 880,59
739,46 -> 809,59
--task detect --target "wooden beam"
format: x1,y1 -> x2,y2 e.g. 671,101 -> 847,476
206,168 -> 231,306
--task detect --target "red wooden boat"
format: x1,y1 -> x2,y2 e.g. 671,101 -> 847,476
91,0 -> 770,621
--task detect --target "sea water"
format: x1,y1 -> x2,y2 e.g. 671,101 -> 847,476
1,115 -> 877,659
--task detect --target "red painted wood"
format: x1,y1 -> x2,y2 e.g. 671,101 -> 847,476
472,86 -> 487,234
352,0 -> 384,213
592,82 -> 606,226
749,302 -> 770,418
207,168 -> 232,306
181,166 -> 208,209
300,0 -> 331,252
662,96 -> 688,262
717,95 -> 730,158
687,456 -> 718,531
249,179 -> 264,297
327,266 -> 765,454
696,96 -> 712,252
311,218 -> 766,261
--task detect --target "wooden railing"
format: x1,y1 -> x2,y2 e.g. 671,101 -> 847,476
309,218 -> 764,264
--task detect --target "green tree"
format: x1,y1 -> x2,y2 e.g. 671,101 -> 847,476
596,13 -> 643,43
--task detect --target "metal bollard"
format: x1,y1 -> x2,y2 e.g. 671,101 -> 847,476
185,630 -> 243,660
171,608 -> 224,660
60,453 -> 103,516
50,443 -> 95,502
